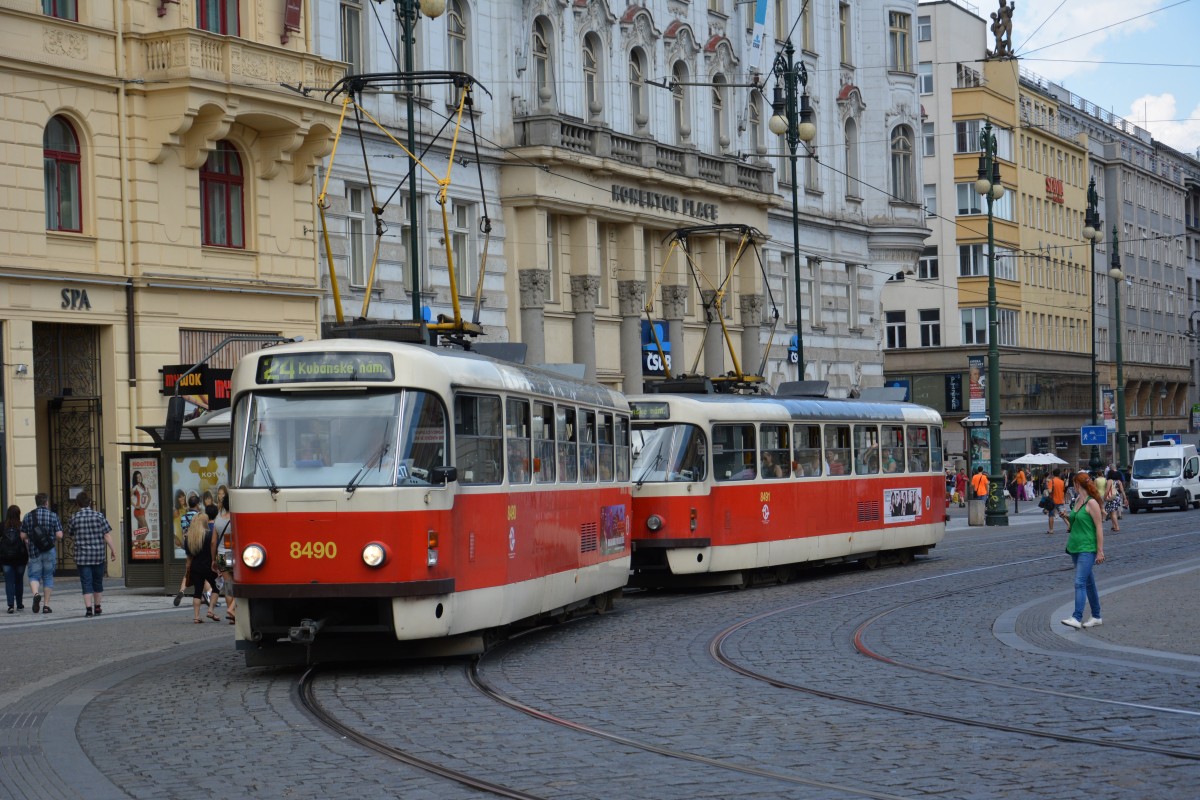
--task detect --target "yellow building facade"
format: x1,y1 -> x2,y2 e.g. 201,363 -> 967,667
0,1 -> 343,581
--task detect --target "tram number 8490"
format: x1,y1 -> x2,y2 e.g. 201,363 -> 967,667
290,541 -> 338,559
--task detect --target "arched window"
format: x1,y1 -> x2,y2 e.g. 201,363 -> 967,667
629,48 -> 648,129
672,61 -> 691,144
749,91 -> 764,155
532,17 -> 554,110
44,116 -> 81,232
890,125 -> 915,202
844,118 -> 860,198
712,74 -> 728,151
198,0 -> 239,36
583,33 -> 602,120
447,0 -> 467,73
201,141 -> 245,248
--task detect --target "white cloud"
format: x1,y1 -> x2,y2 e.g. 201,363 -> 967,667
1125,93 -> 1200,155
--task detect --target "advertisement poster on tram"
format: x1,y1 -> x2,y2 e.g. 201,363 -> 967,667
127,455 -> 161,561
600,504 -> 628,555
884,488 -> 922,523
170,454 -> 229,560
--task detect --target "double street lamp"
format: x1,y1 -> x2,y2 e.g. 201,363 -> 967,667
1082,178 -> 1105,470
973,121 -> 1008,526
768,39 -> 816,380
1108,225 -> 1129,470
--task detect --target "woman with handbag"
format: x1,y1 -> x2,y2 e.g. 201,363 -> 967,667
1103,467 -> 1128,532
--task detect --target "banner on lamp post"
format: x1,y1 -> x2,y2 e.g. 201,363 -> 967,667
1102,388 -> 1116,430
968,355 -> 985,415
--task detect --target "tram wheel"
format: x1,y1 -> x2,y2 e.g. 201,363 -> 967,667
860,555 -> 880,570
898,549 -> 914,565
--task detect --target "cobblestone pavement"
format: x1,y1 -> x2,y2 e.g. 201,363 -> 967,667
1,504 -> 1197,799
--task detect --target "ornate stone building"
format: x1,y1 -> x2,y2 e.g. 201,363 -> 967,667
0,1 -> 343,578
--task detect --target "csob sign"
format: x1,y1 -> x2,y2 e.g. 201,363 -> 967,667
641,320 -> 672,376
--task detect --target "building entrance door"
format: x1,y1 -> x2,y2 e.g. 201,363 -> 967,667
33,322 -> 103,576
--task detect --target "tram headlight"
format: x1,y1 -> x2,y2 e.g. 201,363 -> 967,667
362,542 -> 387,568
241,544 -> 266,569
646,514 -> 663,532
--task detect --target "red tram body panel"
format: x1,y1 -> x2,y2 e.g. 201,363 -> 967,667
227,340 -> 631,664
629,393 -> 945,584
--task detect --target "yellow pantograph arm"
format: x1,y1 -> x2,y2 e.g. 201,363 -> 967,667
351,100 -> 442,185
317,95 -> 355,207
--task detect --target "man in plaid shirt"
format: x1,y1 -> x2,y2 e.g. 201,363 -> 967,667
67,491 -> 116,618
20,493 -> 63,614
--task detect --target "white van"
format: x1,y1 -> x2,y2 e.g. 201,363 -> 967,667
1128,440 -> 1200,513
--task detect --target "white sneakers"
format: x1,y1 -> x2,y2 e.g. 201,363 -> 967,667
1060,618 -> 1083,629
1083,617 -> 1103,628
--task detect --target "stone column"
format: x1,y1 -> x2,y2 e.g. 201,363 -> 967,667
570,274 -> 600,381
519,269 -> 550,366
661,284 -> 689,375
617,280 -> 646,394
739,293 -> 765,378
701,289 -> 724,378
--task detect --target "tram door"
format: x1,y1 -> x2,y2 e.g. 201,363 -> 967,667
34,322 -> 104,576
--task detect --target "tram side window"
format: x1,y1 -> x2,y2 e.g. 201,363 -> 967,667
881,424 -> 906,473
854,424 -> 880,475
907,425 -> 930,472
759,424 -> 791,479
533,402 -> 556,483
930,426 -> 944,472
597,412 -> 615,481
713,423 -> 757,481
580,410 -> 598,482
793,424 -> 822,477
557,406 -> 578,482
615,415 -> 631,481
507,398 -> 532,484
824,424 -> 851,475
454,394 -> 503,484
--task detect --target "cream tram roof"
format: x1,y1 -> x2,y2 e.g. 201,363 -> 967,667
233,339 -> 628,411
628,393 -> 943,426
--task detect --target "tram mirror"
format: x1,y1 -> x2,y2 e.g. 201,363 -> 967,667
432,466 -> 458,486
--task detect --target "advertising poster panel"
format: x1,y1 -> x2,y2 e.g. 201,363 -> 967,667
127,455 -> 162,562
170,454 -> 229,560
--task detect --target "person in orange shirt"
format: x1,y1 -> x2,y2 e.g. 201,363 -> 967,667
1045,468 -> 1068,534
1015,467 -> 1027,501
970,466 -> 989,499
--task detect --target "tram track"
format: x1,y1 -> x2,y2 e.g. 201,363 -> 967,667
708,531 -> 1200,763
297,666 -> 550,800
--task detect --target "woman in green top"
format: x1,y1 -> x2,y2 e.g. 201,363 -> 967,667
1057,471 -> 1105,630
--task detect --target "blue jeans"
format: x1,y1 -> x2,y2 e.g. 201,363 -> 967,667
3,563 -> 26,608
78,563 -> 106,596
1070,551 -> 1101,621
26,548 -> 56,589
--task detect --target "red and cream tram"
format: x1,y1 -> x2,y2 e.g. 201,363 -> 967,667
629,390 -> 946,586
228,339 -> 631,665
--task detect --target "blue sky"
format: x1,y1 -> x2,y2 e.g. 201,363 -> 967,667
1010,0 -> 1200,156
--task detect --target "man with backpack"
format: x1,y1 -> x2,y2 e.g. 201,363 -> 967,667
21,493 -> 64,614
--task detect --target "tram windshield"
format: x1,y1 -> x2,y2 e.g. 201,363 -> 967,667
233,390 -> 447,489
631,424 -> 707,483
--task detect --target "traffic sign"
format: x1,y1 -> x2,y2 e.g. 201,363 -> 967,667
1081,425 -> 1108,446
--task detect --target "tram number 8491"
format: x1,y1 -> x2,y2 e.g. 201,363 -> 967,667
290,541 -> 339,559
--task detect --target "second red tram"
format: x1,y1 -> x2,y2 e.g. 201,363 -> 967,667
629,392 -> 946,586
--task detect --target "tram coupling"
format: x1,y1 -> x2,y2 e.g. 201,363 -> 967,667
289,617 -> 327,645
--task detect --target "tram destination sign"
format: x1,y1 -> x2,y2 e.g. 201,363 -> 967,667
630,401 -> 671,421
256,352 -> 396,384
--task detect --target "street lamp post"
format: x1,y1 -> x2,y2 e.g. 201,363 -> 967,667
1109,225 -> 1129,471
768,40 -> 816,380
1083,178 -> 1105,470
973,121 -> 1008,526
391,0 -> 446,322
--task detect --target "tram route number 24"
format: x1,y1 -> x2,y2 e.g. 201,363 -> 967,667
290,541 -> 338,559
